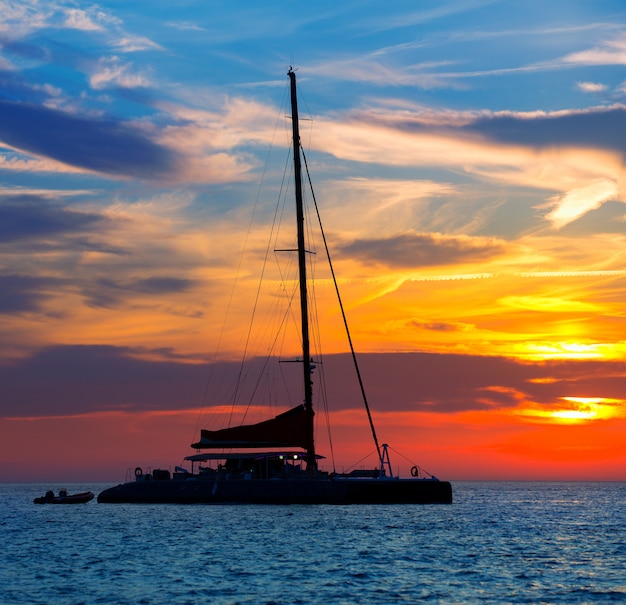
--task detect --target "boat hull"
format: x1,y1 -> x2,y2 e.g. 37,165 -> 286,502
34,491 -> 95,504
97,478 -> 452,504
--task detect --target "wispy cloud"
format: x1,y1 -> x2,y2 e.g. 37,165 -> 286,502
62,7 -> 106,31
307,24 -> 626,88
0,1 -> 160,54
543,179 -> 619,228
306,103 -> 626,228
166,21 -> 205,32
112,35 -> 164,53
0,154 -> 89,174
354,0 -> 499,33
577,81 -> 608,93
89,56 -> 153,89
0,1 -> 117,38
307,54 -> 456,89
560,34 -> 626,66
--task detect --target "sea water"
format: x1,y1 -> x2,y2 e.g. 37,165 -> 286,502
1,481 -> 625,604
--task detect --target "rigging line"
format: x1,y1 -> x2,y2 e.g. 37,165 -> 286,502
271,198 -> 303,412
296,163 -> 337,469
301,145 -> 383,463
242,287 -> 297,414
316,367 -> 338,473
387,445 -> 437,478
191,82 -> 291,440
301,192 -> 337,471
308,332 -> 338,472
272,160 -> 302,355
225,100 -> 291,430
234,146 -> 292,427
343,448 -> 380,473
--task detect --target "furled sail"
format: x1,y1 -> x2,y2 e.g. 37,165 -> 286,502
191,404 -> 314,450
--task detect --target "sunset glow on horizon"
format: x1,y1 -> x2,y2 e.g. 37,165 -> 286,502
2,0 -> 626,482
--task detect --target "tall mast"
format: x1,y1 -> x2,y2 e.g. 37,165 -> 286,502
288,68 -> 316,471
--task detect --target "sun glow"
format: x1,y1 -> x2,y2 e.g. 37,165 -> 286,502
511,341 -> 624,361
517,397 -> 626,424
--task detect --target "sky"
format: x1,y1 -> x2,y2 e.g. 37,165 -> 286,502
2,0 -> 626,482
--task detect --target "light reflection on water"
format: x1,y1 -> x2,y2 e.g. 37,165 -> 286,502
2,481 -> 625,604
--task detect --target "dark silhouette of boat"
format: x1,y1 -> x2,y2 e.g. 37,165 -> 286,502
34,489 -> 95,504
97,69 -> 452,505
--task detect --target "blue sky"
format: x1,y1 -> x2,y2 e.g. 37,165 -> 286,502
2,0 -> 626,480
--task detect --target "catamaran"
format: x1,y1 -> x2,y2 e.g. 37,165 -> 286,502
97,69 -> 452,504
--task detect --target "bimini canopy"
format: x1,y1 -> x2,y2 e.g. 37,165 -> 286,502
191,404 -> 314,450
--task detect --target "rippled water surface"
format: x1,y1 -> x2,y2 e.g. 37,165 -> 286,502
2,482 -> 625,604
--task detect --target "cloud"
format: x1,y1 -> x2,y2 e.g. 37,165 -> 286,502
310,177 -> 462,241
166,21 -> 206,32
0,195 -> 104,242
0,1 -> 50,39
0,98 -> 177,179
305,26 -> 626,89
307,56 -> 455,89
0,345 -> 204,417
153,97 -> 279,183
543,179 -> 619,229
307,102 -> 626,229
62,7 -> 105,31
326,353 -> 626,414
89,56 -> 153,89
560,34 -> 626,66
0,275 -> 60,313
0,192 -> 211,338
0,63 -> 61,101
314,103 -> 626,179
0,1 -> 122,41
408,320 -> 471,332
0,1 -> 158,51
465,105 -> 626,154
576,81 -> 608,93
0,154 -> 88,174
0,96 -> 250,184
3,347 -> 625,420
82,276 -> 197,309
339,232 -> 507,268
112,36 -> 163,53
427,29 -> 626,82
356,0 -> 498,32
